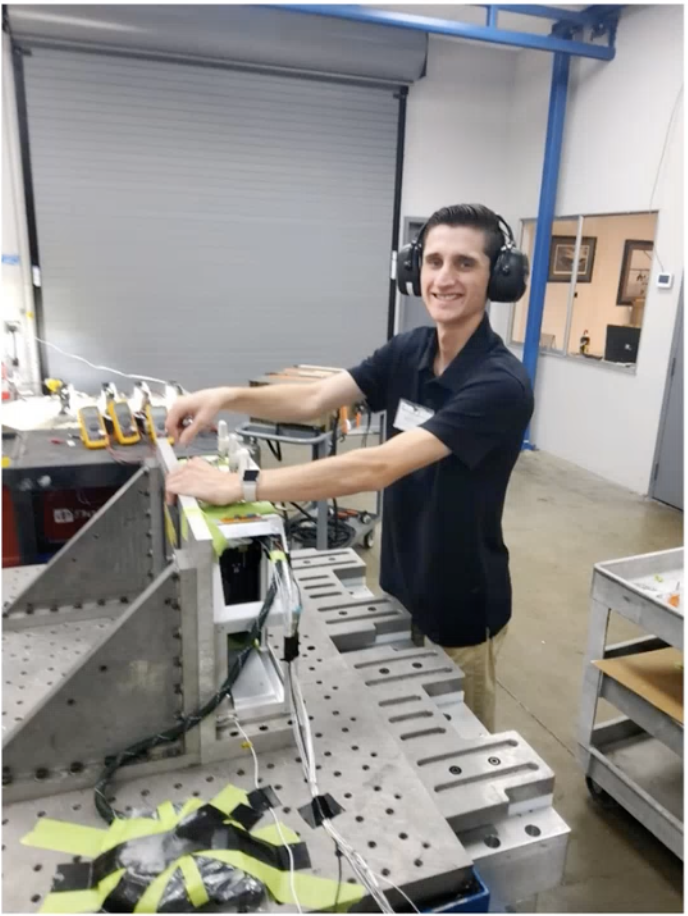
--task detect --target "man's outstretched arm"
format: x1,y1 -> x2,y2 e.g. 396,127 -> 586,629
165,427 -> 450,506
166,371 -> 364,445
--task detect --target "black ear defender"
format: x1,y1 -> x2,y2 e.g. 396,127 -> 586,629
396,210 -> 529,303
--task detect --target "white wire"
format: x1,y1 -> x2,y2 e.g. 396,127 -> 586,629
32,335 -> 169,386
273,552 -> 400,913
231,715 -> 303,915
286,664 -> 396,914
375,870 -> 422,914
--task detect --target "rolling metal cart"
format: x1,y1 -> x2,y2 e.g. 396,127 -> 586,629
578,547 -> 684,858
236,421 -> 381,552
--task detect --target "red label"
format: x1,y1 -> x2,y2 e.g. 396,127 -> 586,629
41,488 -> 117,543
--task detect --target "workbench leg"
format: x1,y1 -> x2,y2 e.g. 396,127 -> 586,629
314,439 -> 329,551
578,597 -> 611,770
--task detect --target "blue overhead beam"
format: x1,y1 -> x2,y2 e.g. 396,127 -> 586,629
276,5 -> 616,60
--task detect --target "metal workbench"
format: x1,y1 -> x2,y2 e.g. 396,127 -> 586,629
578,547 -> 684,858
2,540 -> 570,913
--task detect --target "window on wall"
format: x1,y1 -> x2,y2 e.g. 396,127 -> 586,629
511,212 -> 659,369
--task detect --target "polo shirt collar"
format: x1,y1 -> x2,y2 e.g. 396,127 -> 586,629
419,315 -> 496,388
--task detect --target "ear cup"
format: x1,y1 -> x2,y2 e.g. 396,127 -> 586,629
488,249 -> 529,302
396,240 -> 423,297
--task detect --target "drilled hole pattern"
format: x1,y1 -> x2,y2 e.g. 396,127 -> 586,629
2,564 -> 476,911
2,617 -> 117,733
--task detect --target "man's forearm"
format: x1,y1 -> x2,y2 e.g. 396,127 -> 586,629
255,448 -> 386,503
216,383 -> 320,424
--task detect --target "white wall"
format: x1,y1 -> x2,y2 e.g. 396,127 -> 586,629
400,5 -> 684,495
1,33 -> 40,388
506,4 -> 683,494
399,34 -> 518,333
401,36 -> 515,219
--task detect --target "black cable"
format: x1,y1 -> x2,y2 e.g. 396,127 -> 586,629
267,439 -> 283,462
290,502 -> 316,522
94,539 -> 281,824
333,841 -> 343,913
285,515 -> 354,550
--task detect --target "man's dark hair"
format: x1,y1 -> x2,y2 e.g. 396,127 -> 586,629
422,204 -> 504,266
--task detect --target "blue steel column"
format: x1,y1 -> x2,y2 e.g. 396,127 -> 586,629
522,51 -> 570,450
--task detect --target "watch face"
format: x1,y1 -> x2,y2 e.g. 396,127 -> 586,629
244,470 -> 260,482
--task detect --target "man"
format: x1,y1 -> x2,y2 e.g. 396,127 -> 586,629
166,204 -> 534,732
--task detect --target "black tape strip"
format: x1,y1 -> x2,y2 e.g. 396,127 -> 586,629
278,840 -> 311,871
227,803 -> 263,832
91,799 -> 311,899
298,794 -> 343,829
283,634 -> 300,662
51,861 -> 93,893
101,871 -> 150,912
247,786 -> 281,812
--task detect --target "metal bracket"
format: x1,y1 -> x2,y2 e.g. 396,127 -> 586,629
2,564 -> 188,801
3,464 -> 166,619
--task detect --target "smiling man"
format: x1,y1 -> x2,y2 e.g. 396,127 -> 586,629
166,204 -> 533,731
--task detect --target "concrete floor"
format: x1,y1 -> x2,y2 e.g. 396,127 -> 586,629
352,449 -> 684,913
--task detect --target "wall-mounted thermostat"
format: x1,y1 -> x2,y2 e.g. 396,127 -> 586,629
656,272 -> 674,289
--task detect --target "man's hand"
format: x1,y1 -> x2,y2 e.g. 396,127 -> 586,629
165,389 -> 227,446
165,457 -> 241,506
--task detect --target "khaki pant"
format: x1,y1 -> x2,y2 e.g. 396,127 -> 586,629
413,625 -> 509,733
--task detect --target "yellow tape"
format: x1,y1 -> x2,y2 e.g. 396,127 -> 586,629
178,854 -> 210,909
39,868 -> 126,914
99,799 -> 204,853
2,456 -> 10,468
23,785 -> 352,914
183,507 -> 227,558
163,505 -> 178,548
134,861 -> 180,913
156,800 -> 178,829
209,784 -> 250,816
178,797 -> 205,820
197,849 -> 364,911
22,818 -> 107,858
269,549 -> 287,563
99,815 -> 169,854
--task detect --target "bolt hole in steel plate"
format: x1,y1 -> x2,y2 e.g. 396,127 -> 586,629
2,669 -> 470,913
2,618 -> 117,734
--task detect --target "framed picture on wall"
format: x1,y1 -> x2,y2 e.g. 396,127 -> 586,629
548,236 -> 597,283
617,239 -> 654,305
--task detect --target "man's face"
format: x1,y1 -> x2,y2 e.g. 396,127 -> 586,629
420,224 -> 492,327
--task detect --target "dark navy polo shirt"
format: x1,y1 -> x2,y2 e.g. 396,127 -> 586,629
348,315 -> 534,647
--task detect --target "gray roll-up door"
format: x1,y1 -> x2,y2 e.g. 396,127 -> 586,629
22,48 -> 400,395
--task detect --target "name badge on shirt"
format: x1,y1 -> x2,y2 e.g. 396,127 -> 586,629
393,399 -> 435,432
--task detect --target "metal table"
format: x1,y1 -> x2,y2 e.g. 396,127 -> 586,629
578,547 -> 684,858
2,540 -> 570,912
